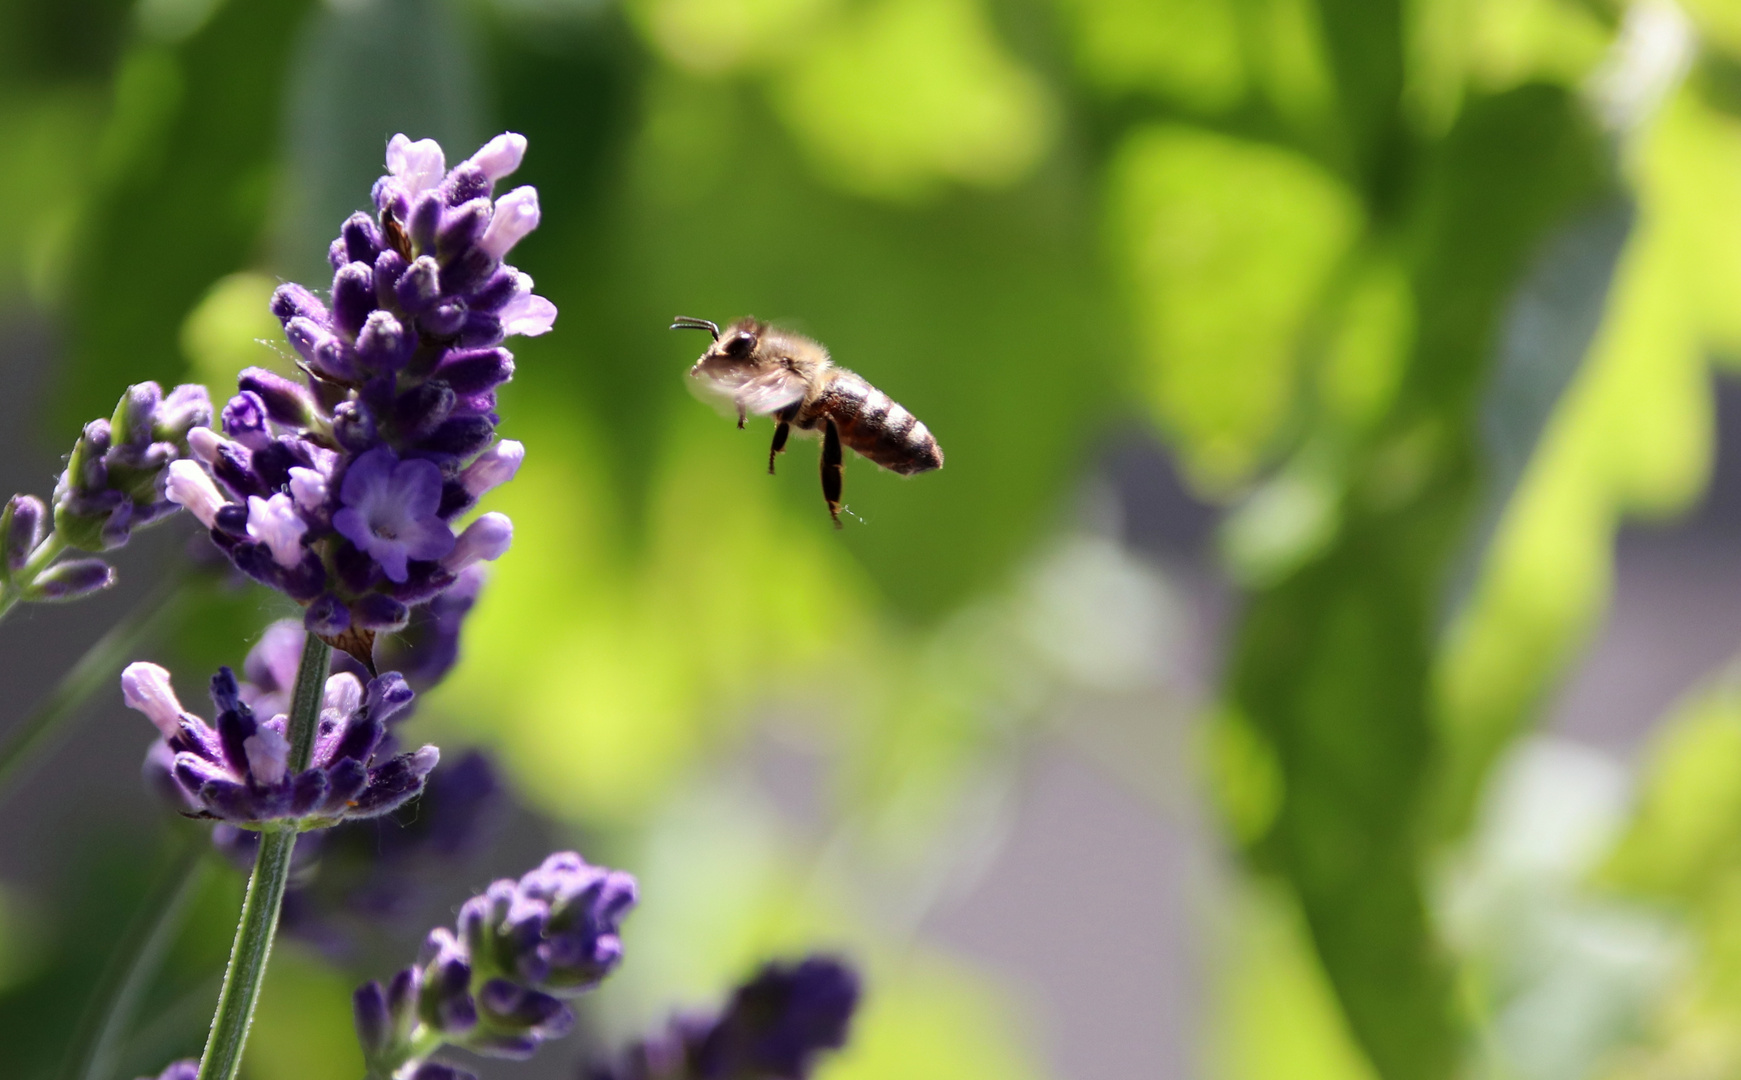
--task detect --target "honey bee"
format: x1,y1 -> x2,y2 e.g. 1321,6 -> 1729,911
673,316 -> 944,526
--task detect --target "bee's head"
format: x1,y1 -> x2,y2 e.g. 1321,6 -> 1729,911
673,315 -> 764,375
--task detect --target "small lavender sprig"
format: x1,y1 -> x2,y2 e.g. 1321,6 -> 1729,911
354,851 -> 637,1078
166,132 -> 549,668
587,956 -> 861,1080
0,382 -> 211,618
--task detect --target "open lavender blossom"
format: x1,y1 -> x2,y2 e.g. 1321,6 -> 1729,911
134,1061 -> 197,1080
125,659 -> 436,829
354,851 -> 636,1073
165,132 -> 548,665
588,956 -> 861,1080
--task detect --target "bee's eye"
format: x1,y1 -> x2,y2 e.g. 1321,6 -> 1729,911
723,333 -> 756,357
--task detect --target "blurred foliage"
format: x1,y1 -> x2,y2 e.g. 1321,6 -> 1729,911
9,0 -> 1741,1079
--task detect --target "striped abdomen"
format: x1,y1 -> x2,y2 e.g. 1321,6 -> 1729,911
808,371 -> 943,475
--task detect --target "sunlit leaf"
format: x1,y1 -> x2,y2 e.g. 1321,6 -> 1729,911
1052,0 -> 1244,111
1107,124 -> 1360,491
765,0 -> 1057,201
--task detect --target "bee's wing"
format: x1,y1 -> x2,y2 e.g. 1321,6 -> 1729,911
693,366 -> 807,417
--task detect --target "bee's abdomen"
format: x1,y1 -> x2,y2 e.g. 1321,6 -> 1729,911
818,374 -> 943,476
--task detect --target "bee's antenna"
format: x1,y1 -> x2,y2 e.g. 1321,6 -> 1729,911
670,316 -> 720,341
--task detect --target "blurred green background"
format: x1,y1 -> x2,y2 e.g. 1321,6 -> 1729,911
9,0 -> 1741,1078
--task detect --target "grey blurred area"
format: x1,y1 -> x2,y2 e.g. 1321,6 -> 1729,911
1550,374 -> 1741,753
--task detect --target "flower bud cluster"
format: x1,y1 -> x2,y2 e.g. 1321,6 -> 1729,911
165,132 -> 550,664
354,851 -> 637,1075
588,956 -> 861,1080
125,659 -> 437,829
2,382 -> 211,606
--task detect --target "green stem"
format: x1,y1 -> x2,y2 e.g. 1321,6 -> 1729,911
59,832 -> 210,1080
196,634 -> 331,1080
0,533 -> 69,625
285,632 -> 331,772
0,571 -> 191,802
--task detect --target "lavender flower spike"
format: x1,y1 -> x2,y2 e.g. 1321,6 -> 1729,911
589,956 -> 862,1080
355,851 -> 636,1075
166,132 -> 551,668
126,660 -> 435,829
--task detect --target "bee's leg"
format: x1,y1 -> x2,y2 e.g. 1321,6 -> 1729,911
736,405 -> 746,430
821,419 -> 844,528
768,421 -> 790,475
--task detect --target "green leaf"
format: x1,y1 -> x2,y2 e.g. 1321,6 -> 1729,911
1107,124 -> 1361,491
1223,84 -> 1611,1080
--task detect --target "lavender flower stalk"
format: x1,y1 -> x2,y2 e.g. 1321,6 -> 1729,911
137,132 -> 553,1080
354,851 -> 637,1078
0,382 -> 211,618
166,131 -> 548,668
588,956 -> 861,1080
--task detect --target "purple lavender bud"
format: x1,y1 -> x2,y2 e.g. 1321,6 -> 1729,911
396,256 -> 442,315
331,262 -> 378,339
355,310 -> 415,369
342,211 -> 386,265
222,392 -> 273,451
271,282 -> 331,327
332,448 -> 455,583
437,198 -> 491,259
207,439 -> 266,501
111,382 -> 163,448
307,593 -> 352,637
354,593 -> 410,632
433,348 -> 514,395
155,384 -> 214,442
245,493 -> 308,568
354,980 -> 392,1056
443,163 -> 491,205
2,494 -> 47,574
458,311 -> 506,348
349,744 -> 439,816
331,400 -> 379,452
420,928 -> 479,1034
123,662 -> 188,739
134,1060 -> 198,1080
479,186 -> 540,260
443,513 -> 511,572
330,237 -> 351,272
466,132 -> 527,184
25,558 -> 115,601
407,191 -> 445,257
374,249 -> 409,308
387,134 -> 447,198
423,301 -> 468,339
460,441 -> 523,498
212,502 -> 250,538
238,367 -> 318,427
470,268 -> 519,312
